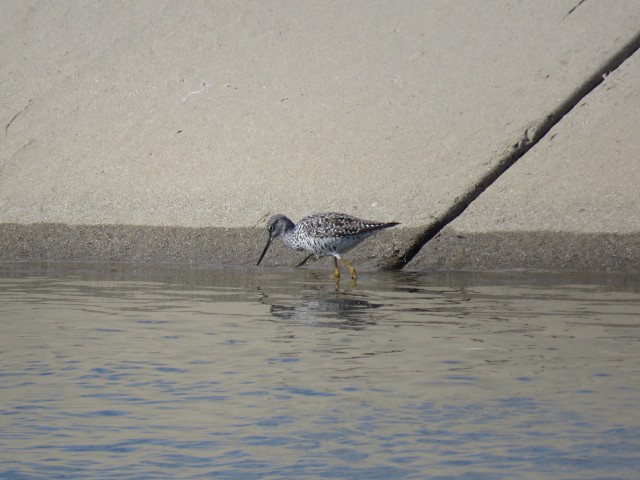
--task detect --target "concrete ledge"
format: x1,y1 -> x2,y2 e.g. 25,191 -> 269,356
2,223 -> 638,272
407,228 -> 640,272
0,223 -> 405,270
0,223 -> 254,266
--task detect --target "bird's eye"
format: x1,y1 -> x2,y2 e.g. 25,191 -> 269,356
268,225 -> 273,232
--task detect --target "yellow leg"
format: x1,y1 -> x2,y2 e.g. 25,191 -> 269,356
339,256 -> 357,280
333,257 -> 341,278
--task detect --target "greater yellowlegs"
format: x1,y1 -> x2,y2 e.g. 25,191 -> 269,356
256,212 -> 399,279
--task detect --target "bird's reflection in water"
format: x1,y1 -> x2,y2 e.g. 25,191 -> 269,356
267,293 -> 383,330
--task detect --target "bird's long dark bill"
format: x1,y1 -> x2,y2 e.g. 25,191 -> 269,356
256,236 -> 273,266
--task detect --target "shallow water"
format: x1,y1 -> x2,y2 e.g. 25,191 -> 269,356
1,263 -> 639,479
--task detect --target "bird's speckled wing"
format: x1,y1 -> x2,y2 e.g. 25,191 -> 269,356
296,212 -> 398,239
